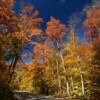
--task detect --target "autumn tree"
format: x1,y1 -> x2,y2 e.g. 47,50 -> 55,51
0,0 -> 22,99
46,17 -> 70,96
83,6 -> 100,99
0,0 -> 43,99
84,7 -> 100,40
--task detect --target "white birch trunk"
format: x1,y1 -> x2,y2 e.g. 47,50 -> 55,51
56,60 -> 62,93
78,65 -> 85,96
57,42 -> 70,96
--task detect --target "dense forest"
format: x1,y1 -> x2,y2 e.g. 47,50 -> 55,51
0,0 -> 100,100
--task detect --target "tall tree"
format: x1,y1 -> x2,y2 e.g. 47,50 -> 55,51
0,0 -> 43,99
83,6 -> 100,99
46,17 -> 70,95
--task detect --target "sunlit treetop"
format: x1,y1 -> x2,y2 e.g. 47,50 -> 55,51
84,7 -> 100,40
46,17 -> 68,41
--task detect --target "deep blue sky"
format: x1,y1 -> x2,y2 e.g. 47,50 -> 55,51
14,0 -> 92,40
14,0 -> 92,23
14,0 -> 92,63
14,0 -> 92,38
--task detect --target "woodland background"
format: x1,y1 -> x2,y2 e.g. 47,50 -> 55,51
0,0 -> 100,100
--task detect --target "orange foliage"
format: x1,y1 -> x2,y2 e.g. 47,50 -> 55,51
78,43 -> 93,63
1,0 -> 14,5
0,0 -> 44,90
34,44 -> 45,56
84,7 -> 100,39
46,17 -> 67,40
20,5 -> 43,37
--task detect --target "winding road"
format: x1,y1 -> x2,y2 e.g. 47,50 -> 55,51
14,91 -> 79,100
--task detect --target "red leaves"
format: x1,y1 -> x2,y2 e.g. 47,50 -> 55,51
20,6 -> 43,36
84,7 -> 100,39
1,0 -> 14,3
46,17 -> 67,40
0,6 -> 7,17
0,0 -> 14,7
34,44 -> 45,56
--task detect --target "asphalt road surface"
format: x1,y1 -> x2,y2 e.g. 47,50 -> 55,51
14,91 -> 79,100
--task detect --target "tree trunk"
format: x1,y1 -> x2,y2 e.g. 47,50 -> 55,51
8,55 -> 19,84
66,81 -> 70,96
70,76 -> 74,92
55,60 -> 62,94
1,55 -> 19,100
57,42 -> 70,96
79,66 -> 85,96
